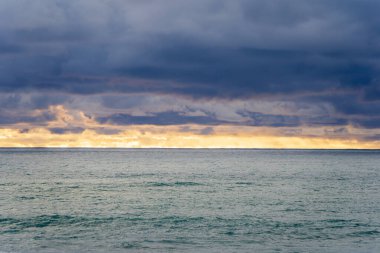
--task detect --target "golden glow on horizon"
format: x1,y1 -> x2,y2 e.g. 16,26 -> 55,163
1,106 -> 379,149
0,127 -> 379,149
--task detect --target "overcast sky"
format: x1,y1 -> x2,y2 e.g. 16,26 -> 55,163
1,0 -> 380,147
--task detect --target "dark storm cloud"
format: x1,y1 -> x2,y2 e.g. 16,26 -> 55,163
0,0 -> 379,129
49,127 -> 85,134
238,111 -> 301,127
96,111 -> 226,126
351,118 -> 380,129
363,86 -> 380,101
1,0 -> 379,94
121,44 -> 379,98
0,42 -> 23,54
96,109 -> 348,128
0,111 -> 55,125
0,93 -> 69,109
240,111 -> 348,127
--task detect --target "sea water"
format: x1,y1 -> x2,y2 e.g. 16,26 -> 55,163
0,149 -> 379,252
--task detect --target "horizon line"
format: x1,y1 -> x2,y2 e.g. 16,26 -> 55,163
1,147 -> 379,151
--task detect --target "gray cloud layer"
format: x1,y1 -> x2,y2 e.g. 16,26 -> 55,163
0,0 -> 379,133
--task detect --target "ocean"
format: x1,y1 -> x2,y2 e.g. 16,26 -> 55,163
0,149 -> 379,252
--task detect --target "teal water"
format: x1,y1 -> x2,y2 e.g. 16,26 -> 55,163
0,149 -> 379,252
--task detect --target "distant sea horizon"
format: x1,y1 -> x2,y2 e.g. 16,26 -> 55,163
1,147 -> 380,150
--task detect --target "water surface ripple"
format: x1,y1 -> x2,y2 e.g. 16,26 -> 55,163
0,149 -> 379,252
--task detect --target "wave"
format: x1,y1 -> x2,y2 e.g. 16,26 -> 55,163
145,181 -> 203,187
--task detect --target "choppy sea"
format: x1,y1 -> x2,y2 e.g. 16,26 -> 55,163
0,149 -> 379,252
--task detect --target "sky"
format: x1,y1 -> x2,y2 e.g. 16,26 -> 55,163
1,0 -> 380,148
